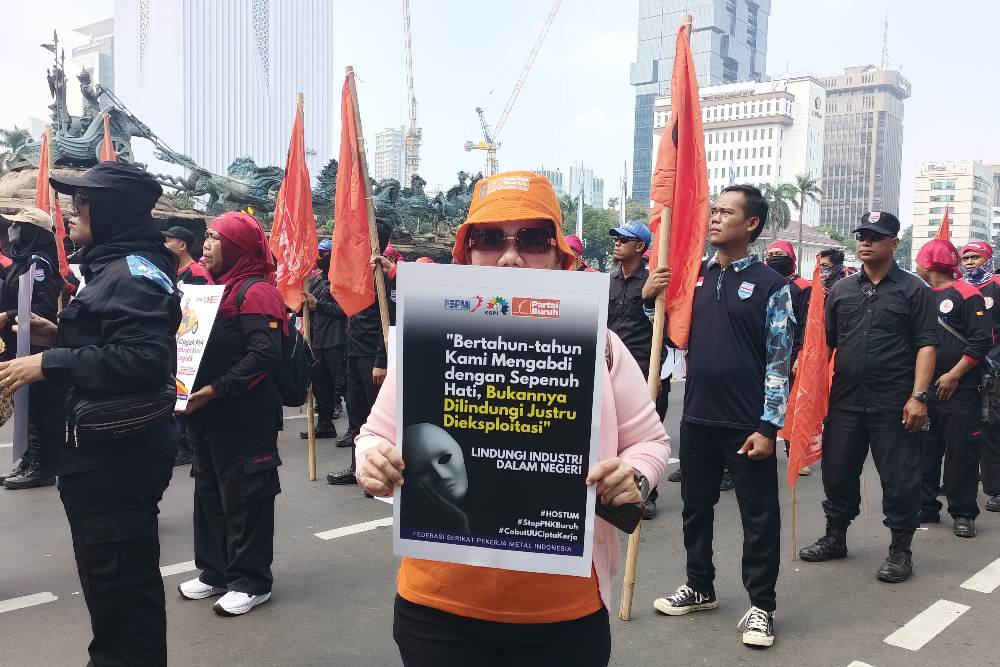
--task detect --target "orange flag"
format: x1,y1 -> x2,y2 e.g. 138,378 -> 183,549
784,264 -> 830,487
936,206 -> 950,240
34,129 -> 71,279
647,22 -> 709,349
329,74 -> 375,317
269,98 -> 318,312
100,113 -> 116,162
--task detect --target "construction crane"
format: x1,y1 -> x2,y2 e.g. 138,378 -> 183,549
403,0 -> 421,180
464,0 -> 561,176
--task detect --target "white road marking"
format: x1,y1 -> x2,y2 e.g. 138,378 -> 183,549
0,442 -> 11,449
883,599 -> 970,651
284,414 -> 307,420
847,662 -> 875,667
160,560 -> 197,577
961,557 -> 1000,594
315,517 -> 393,540
0,592 -> 58,614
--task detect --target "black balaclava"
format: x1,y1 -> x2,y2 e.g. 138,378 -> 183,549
766,254 -> 795,278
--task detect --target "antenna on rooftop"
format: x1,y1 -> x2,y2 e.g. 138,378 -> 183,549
880,10 -> 889,70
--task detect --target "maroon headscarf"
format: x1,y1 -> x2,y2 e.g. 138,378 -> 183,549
210,212 -> 287,333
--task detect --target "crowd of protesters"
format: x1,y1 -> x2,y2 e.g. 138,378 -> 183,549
1,163 -> 999,665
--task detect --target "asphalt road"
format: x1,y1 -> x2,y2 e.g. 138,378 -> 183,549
1,396 -> 999,666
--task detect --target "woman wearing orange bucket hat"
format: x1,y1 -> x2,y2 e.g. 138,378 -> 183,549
354,171 -> 669,666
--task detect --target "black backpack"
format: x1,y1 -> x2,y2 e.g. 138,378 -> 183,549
236,276 -> 314,407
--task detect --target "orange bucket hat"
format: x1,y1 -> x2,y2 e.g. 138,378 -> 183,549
452,170 -> 576,269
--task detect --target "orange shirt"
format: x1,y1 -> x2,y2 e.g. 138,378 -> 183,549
397,557 -> 603,624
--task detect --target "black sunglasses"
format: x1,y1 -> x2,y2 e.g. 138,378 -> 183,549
468,226 -> 556,255
71,191 -> 90,214
855,230 -> 890,243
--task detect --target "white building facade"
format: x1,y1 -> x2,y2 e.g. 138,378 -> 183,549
114,0 -> 333,178
568,164 -> 605,209
652,75 -> 826,228
911,161 -> 995,265
374,127 -> 405,183
69,18 -> 115,114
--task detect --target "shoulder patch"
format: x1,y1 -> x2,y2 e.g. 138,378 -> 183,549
951,279 -> 983,301
126,255 -> 175,294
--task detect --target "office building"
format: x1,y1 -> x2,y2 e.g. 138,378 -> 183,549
819,66 -> 911,237
114,0 -> 333,177
653,74 -> 826,227
631,0 -> 770,203
910,161 -> 995,265
374,127 -> 405,183
568,164 -> 605,209
535,166 -> 564,194
68,18 -> 115,114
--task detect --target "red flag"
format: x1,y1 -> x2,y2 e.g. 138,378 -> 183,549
936,206 -> 950,240
34,129 -> 71,279
647,23 -> 709,349
269,99 -> 318,312
100,113 -> 116,162
329,74 -> 375,317
784,264 -> 830,487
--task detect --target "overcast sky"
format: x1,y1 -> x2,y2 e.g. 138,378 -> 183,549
2,0 -> 997,226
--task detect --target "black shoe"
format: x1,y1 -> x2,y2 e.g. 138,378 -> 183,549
3,465 -> 56,490
798,526 -> 848,562
173,449 -> 193,466
301,424 -> 338,440
0,458 -> 29,484
336,430 -> 357,449
986,495 -> 1000,512
720,469 -> 735,492
326,469 -> 357,485
953,517 -> 977,538
667,468 -> 682,483
918,509 -> 941,524
877,531 -> 913,583
642,498 -> 658,520
653,585 -> 718,615
738,606 -> 775,648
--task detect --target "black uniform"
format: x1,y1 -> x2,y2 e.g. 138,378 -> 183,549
43,163 -> 181,667
822,263 -> 938,534
186,283 -> 284,596
920,280 -> 992,520
976,276 -> 1000,498
608,262 -> 653,377
788,276 -> 811,363
306,268 -> 347,426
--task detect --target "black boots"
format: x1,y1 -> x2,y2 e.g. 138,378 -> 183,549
799,524 -> 848,562
300,415 -> 338,440
3,438 -> 56,490
336,428 -> 357,449
877,530 -> 913,583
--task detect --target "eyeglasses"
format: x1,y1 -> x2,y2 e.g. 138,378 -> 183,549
855,230 -> 890,243
468,226 -> 556,255
71,192 -> 90,214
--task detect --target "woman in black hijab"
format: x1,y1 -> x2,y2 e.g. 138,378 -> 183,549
0,206 -> 63,488
0,162 -> 182,667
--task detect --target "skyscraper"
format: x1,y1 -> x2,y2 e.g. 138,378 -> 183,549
375,127 -> 405,183
819,66 -> 911,236
631,0 -> 770,203
910,161 -> 995,266
568,164 -> 605,209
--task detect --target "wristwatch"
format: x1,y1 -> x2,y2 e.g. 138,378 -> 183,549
911,391 -> 929,403
633,471 -> 650,502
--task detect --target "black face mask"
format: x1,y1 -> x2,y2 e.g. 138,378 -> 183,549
317,255 -> 330,271
766,254 -> 795,277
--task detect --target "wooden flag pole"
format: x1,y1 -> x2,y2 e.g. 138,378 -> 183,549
296,92 -> 317,482
861,470 -> 870,520
346,67 -> 391,351
791,485 -> 798,560
46,126 -> 64,315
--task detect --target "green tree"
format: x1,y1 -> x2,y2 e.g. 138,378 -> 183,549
815,226 -> 849,247
790,174 -> 822,265
0,126 -> 32,173
623,199 -> 649,223
894,226 -> 913,270
757,182 -> 796,242
559,204 -> 619,271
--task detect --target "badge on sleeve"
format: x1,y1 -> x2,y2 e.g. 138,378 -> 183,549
696,277 -> 705,287
939,299 -> 953,314
738,281 -> 755,300
126,255 -> 175,294
986,297 -> 994,309
33,268 -> 45,282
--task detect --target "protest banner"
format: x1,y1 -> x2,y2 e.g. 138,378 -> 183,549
393,262 -> 609,577
11,264 -> 34,462
174,284 -> 225,410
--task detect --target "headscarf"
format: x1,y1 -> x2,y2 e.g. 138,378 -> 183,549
916,239 -> 961,278
210,212 -> 287,333
414,256 -> 434,264
384,244 -> 405,263
766,240 -> 796,267
961,241 -> 995,286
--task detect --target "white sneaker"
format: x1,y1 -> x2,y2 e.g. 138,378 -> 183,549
738,605 -> 775,647
178,578 -> 225,600
213,591 -> 271,617
798,466 -> 812,476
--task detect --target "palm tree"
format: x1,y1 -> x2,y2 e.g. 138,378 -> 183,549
758,182 -> 796,242
0,126 -> 32,174
790,174 -> 822,267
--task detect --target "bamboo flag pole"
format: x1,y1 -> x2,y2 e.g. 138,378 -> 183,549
619,9 -> 691,625
791,485 -> 798,560
296,92 -> 318,482
47,126 -> 64,314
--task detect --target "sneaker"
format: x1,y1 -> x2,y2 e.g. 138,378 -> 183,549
653,585 -> 718,616
213,591 -> 271,617
986,495 -> 1000,513
720,469 -> 735,492
326,468 -> 358,485
918,509 -> 941,524
953,517 -> 976,538
336,429 -> 357,449
738,606 -> 774,647
178,578 -> 225,600
174,449 -> 193,467
642,497 -> 658,520
667,468 -> 682,483
798,466 -> 811,476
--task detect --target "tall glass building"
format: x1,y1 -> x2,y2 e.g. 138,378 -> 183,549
630,0 -> 770,203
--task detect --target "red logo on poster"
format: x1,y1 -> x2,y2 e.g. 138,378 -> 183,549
511,297 -> 560,319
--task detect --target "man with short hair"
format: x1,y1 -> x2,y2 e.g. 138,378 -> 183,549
799,212 -> 938,584
163,225 -> 211,285
302,239 -> 346,440
817,248 -> 850,295
653,184 -> 792,649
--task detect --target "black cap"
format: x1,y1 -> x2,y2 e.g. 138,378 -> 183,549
50,162 -> 163,210
162,225 -> 194,245
853,211 -> 900,237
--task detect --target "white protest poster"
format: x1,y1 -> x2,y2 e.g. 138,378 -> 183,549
174,283 -> 225,410
394,263 -> 609,577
